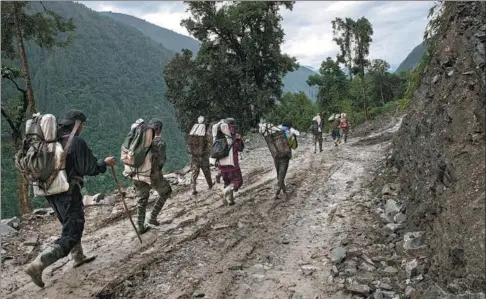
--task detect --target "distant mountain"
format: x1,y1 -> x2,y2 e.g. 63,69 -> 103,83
1,2 -> 187,218
100,11 -> 318,102
99,11 -> 200,54
395,42 -> 427,72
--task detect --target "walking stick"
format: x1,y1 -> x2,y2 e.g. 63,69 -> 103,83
110,166 -> 143,244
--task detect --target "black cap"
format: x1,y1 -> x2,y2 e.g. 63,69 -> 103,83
149,118 -> 163,129
59,109 -> 87,126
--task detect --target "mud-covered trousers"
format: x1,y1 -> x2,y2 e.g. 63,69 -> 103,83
274,155 -> 291,193
313,133 -> 323,152
134,175 -> 172,227
45,187 -> 84,257
191,155 -> 212,188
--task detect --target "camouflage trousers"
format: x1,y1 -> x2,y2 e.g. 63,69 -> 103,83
134,175 -> 172,230
191,155 -> 213,193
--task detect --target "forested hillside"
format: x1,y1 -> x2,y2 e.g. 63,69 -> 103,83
100,11 -> 318,102
395,42 -> 426,72
1,1 -> 187,218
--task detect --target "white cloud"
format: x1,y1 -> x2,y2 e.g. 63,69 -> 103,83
80,1 -> 434,70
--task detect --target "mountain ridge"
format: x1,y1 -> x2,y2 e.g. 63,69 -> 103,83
99,11 -> 318,101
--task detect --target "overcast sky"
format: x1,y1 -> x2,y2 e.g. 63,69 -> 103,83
80,1 -> 433,71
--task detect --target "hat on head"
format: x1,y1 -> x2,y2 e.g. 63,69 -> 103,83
59,109 -> 87,126
198,116 -> 205,124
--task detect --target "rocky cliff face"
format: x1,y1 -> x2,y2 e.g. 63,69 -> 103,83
391,1 -> 485,292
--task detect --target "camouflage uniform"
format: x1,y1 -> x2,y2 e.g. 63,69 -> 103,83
135,134 -> 172,233
191,127 -> 214,194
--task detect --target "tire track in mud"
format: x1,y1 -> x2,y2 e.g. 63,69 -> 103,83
1,119 -> 402,299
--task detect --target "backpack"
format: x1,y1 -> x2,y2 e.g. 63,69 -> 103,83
187,124 -> 207,157
288,134 -> 298,150
14,113 -> 79,195
210,122 -> 232,160
120,119 -> 153,168
341,119 -> 348,128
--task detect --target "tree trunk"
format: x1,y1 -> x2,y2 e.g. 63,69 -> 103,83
361,76 -> 369,120
380,82 -> 385,106
18,172 -> 31,215
14,2 -> 36,115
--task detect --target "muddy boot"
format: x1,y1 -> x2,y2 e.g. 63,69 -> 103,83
137,205 -> 150,234
148,196 -> 167,226
24,244 -> 63,288
192,183 -> 198,196
222,186 -> 229,206
70,241 -> 97,268
208,180 -> 215,190
227,186 -> 235,206
216,172 -> 222,184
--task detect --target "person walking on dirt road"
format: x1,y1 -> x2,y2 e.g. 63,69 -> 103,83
311,113 -> 323,153
331,114 -> 341,146
24,109 -> 116,288
189,116 -> 214,195
213,118 -> 245,205
124,118 -> 172,234
275,119 -> 298,199
340,113 -> 351,143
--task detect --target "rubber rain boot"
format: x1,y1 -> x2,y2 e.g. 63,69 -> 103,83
227,185 -> 235,206
24,244 -> 63,288
148,195 -> 168,226
70,241 -> 97,268
137,205 -> 150,234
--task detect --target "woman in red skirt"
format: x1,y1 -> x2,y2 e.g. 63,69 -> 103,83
219,118 -> 244,205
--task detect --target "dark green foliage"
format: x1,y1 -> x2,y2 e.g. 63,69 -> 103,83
101,11 -> 317,103
99,11 -> 200,54
164,1 -> 297,134
265,92 -> 317,131
1,2 -> 188,218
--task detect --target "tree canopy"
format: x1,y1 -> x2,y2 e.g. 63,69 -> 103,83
164,1 -> 297,134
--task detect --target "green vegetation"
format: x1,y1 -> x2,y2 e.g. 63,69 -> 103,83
265,92 -> 317,132
1,2 -> 188,218
101,11 -> 318,103
164,1 -> 297,134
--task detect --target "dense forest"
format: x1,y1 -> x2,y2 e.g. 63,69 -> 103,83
101,11 -> 319,102
1,1 -> 187,218
1,1 -> 425,219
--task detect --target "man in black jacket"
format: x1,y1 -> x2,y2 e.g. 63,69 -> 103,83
24,110 -> 116,288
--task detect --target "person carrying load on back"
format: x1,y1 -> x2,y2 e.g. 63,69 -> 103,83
188,116 -> 214,195
340,113 -> 351,143
311,113 -> 323,153
22,110 -> 116,288
274,119 -> 298,198
331,113 -> 341,146
210,118 -> 244,206
122,118 -> 172,234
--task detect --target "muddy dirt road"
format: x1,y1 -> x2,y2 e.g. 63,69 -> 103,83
1,116 -> 404,299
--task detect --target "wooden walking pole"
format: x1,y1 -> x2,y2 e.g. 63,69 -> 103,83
110,166 -> 143,243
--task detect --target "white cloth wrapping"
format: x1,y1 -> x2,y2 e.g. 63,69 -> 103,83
32,114 -> 70,196
312,115 -> 322,132
190,123 -> 206,136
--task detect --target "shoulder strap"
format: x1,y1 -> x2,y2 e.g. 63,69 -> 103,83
60,120 -> 81,167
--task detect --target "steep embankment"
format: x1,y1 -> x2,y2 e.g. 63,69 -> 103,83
391,1 -> 485,292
